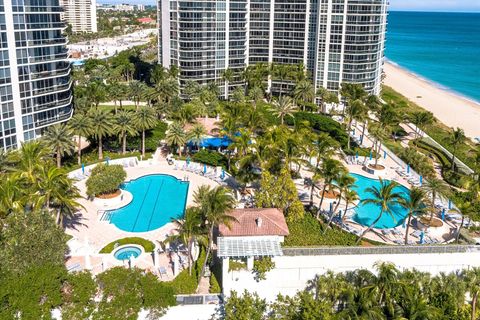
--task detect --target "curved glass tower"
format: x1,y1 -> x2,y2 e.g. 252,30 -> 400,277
0,0 -> 72,150
159,0 -> 387,97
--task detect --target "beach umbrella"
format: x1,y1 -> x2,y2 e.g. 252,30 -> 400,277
329,202 -> 333,212
419,231 -> 425,244
441,208 -> 445,221
420,175 -> 423,185
352,128 -> 355,136
448,199 -> 452,209
407,164 -> 410,174
129,254 -> 135,269
220,169 -> 225,180
402,219 -> 406,228
84,237 -> 92,271
203,164 -> 207,174
81,163 -> 85,174
355,151 -> 359,160
360,134 -> 364,145
383,150 -> 387,159
186,157 -> 190,166
106,156 -> 110,165
369,151 -> 372,161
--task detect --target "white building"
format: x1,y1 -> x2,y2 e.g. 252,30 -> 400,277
0,0 -> 73,150
114,3 -> 135,11
62,0 -> 98,33
136,4 -> 145,11
158,0 -> 388,98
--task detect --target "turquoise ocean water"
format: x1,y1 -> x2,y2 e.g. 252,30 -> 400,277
386,11 -> 480,102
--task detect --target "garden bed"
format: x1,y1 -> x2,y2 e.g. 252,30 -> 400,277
99,237 -> 155,253
96,189 -> 121,199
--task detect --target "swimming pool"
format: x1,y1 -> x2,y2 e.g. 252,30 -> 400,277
350,173 -> 410,229
108,174 -> 189,232
114,246 -> 142,260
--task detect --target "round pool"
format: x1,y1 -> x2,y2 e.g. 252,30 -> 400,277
114,246 -> 142,260
350,173 -> 410,229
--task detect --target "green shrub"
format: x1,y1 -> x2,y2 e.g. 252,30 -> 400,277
99,237 -> 155,253
286,112 -> 349,148
192,149 -> 227,167
284,214 -> 357,247
398,147 -> 435,179
168,249 -> 206,294
86,163 -> 126,197
414,139 -> 451,168
253,257 -> 275,281
229,259 -> 247,271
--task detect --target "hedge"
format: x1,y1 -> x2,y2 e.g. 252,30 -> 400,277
99,237 -> 155,253
85,164 -> 126,197
287,112 -> 349,148
283,214 -> 358,247
192,149 -> 227,167
168,249 -> 206,294
415,139 -> 452,169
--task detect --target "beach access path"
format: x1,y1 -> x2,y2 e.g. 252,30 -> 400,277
383,62 -> 480,139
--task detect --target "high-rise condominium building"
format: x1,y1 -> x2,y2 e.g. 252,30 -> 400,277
0,0 -> 73,150
158,0 -> 387,97
61,0 -> 98,33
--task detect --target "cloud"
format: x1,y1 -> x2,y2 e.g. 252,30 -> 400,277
389,0 -> 480,12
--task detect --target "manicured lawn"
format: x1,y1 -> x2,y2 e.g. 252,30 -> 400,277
99,237 -> 156,253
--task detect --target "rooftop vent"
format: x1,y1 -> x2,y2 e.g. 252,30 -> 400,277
256,217 -> 262,227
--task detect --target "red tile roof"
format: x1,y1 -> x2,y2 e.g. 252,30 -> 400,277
219,208 -> 289,237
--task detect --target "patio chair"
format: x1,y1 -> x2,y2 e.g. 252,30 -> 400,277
158,266 -> 168,278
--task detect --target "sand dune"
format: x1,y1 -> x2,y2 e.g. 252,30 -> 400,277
383,62 -> 480,139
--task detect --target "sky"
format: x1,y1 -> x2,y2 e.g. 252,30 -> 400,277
98,0 -> 480,12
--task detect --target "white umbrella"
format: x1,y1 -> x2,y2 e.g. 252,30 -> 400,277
129,254 -> 135,268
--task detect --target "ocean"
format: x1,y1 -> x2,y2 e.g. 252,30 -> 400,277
385,11 -> 480,103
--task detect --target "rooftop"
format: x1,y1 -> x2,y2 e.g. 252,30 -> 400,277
219,208 -> 289,237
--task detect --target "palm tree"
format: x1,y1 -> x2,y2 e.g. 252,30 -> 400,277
68,113 -> 93,165
271,96 -> 297,125
453,201 -> 473,243
324,173 -> 355,232
411,111 -> 434,139
222,68 -> 235,100
42,124 -> 75,168
133,106 -> 158,157
341,189 -> 359,221
88,108 -> 114,160
36,166 -> 83,225
399,187 -> 429,245
164,207 -> 206,275
345,99 -> 366,150
129,80 -> 146,109
315,158 -> 345,219
368,123 -> 388,167
355,179 -> 403,245
422,177 -> 450,221
247,86 -> 264,109
86,80 -> 107,109
464,267 -> 480,320
8,141 -> 53,184
446,127 -> 466,171
166,122 -> 187,156
272,64 -> 291,96
293,80 -> 315,109
188,123 -> 207,150
0,175 -> 24,216
114,110 -> 137,154
193,186 -> 236,290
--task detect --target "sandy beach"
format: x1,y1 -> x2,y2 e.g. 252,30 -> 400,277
383,62 -> 480,139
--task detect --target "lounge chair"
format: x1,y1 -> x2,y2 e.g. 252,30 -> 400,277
158,266 -> 168,278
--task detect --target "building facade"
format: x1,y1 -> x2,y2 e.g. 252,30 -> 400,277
0,0 -> 73,150
158,0 -> 387,97
61,0 -> 97,33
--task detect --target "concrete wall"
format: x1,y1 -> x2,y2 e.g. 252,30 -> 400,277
223,251 -> 480,301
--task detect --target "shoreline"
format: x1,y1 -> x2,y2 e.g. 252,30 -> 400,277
383,61 -> 480,139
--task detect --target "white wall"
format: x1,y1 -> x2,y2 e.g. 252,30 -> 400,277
223,251 -> 480,301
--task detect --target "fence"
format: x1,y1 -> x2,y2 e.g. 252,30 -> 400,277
175,294 -> 223,305
282,245 -> 480,256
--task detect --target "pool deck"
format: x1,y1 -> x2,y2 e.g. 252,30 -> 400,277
65,158 -> 220,277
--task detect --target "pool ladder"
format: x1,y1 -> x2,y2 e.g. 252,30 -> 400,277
99,210 -> 114,222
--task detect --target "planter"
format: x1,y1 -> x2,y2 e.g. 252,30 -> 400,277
363,161 -> 386,178
94,189 -> 130,209
418,217 -> 444,229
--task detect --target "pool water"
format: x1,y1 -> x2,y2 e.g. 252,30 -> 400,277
350,173 -> 410,229
114,246 -> 142,260
108,174 -> 189,232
